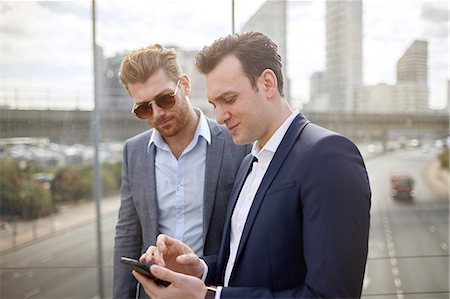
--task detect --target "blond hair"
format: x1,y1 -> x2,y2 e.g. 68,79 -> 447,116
118,44 -> 182,93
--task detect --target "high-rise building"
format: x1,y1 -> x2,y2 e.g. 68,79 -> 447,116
395,40 -> 429,112
240,0 -> 289,103
99,52 -> 130,112
307,71 -> 329,112
354,39 -> 430,114
176,49 -> 213,117
397,40 -> 428,84
310,71 -> 326,101
325,0 -> 363,112
447,80 -> 450,107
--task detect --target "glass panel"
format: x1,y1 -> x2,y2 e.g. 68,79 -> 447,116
2,0 -> 448,298
235,0 -> 448,298
1,0 -> 99,297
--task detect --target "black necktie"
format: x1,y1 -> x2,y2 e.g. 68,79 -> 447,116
234,156 -> 259,201
246,156 -> 258,179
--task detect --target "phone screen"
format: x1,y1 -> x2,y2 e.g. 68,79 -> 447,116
120,257 -> 171,287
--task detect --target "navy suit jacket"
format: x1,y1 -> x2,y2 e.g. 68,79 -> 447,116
205,113 -> 371,298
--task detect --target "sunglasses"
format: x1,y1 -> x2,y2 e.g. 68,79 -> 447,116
131,79 -> 180,119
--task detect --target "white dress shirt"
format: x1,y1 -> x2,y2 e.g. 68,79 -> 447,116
148,108 -> 211,256
223,110 -> 299,287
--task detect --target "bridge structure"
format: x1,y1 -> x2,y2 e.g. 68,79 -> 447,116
304,110 -> 448,141
0,108 -> 448,145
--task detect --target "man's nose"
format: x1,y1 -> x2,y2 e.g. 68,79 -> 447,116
215,106 -> 230,125
151,103 -> 166,118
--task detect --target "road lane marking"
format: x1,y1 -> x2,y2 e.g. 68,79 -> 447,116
385,240 -> 393,250
392,266 -> 399,277
390,258 -> 398,266
362,276 -> 371,290
25,288 -> 40,298
40,253 -> 52,263
394,277 -> 402,288
388,248 -> 396,257
382,208 -> 404,298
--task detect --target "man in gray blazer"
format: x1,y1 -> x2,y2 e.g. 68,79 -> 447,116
113,44 -> 249,299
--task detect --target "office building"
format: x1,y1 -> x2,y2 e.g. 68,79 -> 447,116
307,71 -> 329,112
325,0 -> 363,112
394,40 -> 429,112
354,40 -> 430,114
99,52 -> 130,112
397,40 -> 428,84
355,83 -> 428,114
355,40 -> 429,114
240,0 -> 290,103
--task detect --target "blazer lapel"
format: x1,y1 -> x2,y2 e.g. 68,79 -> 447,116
216,154 -> 254,281
232,114 -> 310,272
203,121 -> 224,245
143,142 -> 159,240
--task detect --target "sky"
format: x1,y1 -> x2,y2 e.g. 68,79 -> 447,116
1,0 -> 449,110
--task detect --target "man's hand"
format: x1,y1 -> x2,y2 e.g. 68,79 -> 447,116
132,264 -> 207,299
140,234 -> 204,278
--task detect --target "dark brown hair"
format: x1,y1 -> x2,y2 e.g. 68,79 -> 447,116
195,31 -> 284,96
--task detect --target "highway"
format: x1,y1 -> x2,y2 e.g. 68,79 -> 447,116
0,147 -> 448,299
0,214 -> 117,298
362,147 -> 448,298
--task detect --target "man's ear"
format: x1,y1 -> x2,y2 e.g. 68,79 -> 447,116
260,69 -> 277,98
180,73 -> 191,95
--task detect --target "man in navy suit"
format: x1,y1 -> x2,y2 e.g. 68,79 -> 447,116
133,32 -> 371,299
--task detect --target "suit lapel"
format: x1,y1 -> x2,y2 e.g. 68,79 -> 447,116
143,142 -> 159,239
216,154 -> 254,281
203,121 -> 224,244
232,114 -> 310,272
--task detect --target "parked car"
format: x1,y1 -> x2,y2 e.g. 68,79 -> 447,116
390,173 -> 414,200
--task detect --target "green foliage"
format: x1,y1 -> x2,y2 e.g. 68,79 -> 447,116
51,165 -> 93,203
0,158 -> 122,220
0,158 -> 52,220
101,162 -> 122,196
51,162 -> 122,203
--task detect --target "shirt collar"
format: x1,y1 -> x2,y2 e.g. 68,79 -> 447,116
251,110 -> 299,160
147,108 -> 211,153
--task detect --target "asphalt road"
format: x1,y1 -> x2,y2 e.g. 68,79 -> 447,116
0,147 -> 448,299
0,214 -> 116,299
362,147 -> 449,299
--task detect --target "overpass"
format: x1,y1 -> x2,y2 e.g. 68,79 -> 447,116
304,110 -> 448,141
0,109 -> 448,144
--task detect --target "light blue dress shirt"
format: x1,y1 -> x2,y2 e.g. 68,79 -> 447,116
147,108 -> 211,256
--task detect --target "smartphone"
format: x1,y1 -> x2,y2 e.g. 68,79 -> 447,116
120,257 -> 171,287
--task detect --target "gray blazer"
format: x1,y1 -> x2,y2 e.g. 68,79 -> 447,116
113,119 -> 250,299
